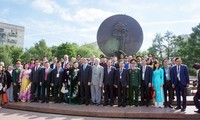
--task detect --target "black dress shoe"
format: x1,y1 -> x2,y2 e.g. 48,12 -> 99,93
103,103 -> 108,106
110,103 -> 113,106
85,101 -> 89,106
122,104 -> 126,107
135,105 -> 138,107
168,105 -> 173,108
181,108 -> 186,112
41,101 -> 45,103
194,110 -> 200,113
80,101 -> 85,104
140,103 -> 145,106
175,106 -> 181,110
46,101 -> 49,103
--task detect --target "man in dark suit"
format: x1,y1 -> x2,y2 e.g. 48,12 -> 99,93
163,59 -> 173,108
40,62 -> 53,103
172,57 -> 189,112
103,60 -> 116,106
12,60 -> 22,102
61,55 -> 69,68
50,57 -> 57,97
50,57 -> 57,69
100,57 -> 107,68
115,59 -> 129,107
29,59 -> 41,101
51,61 -> 64,103
193,63 -> 200,113
78,58 -> 92,105
140,59 -> 153,107
30,59 -> 42,102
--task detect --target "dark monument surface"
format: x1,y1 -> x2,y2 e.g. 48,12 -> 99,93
97,14 -> 143,57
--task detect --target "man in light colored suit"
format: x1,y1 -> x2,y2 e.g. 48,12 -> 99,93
91,58 -> 104,106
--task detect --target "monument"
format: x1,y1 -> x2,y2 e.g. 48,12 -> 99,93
97,14 -> 143,58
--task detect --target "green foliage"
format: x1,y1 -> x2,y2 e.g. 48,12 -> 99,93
0,39 -> 103,66
147,23 -> 200,75
136,51 -> 148,57
0,45 -> 23,66
54,42 -> 78,60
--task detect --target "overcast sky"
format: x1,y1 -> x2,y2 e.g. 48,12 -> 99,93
0,0 -> 200,51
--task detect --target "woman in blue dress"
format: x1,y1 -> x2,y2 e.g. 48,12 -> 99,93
152,61 -> 164,108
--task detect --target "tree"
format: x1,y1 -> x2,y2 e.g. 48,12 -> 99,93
0,45 -> 23,66
136,50 -> 148,57
185,23 -> 200,74
162,31 -> 176,59
34,39 -> 51,59
55,42 -> 78,60
147,34 -> 163,58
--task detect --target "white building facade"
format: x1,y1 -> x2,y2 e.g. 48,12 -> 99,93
0,22 -> 24,48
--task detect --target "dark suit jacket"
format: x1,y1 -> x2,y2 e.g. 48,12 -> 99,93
30,66 -> 42,84
61,61 -> 69,68
51,68 -> 64,86
141,66 -> 153,85
197,70 -> 200,92
40,68 -> 53,85
172,64 -> 189,86
50,63 -> 57,69
115,68 -> 129,87
88,62 -> 95,66
78,64 -> 92,84
100,62 -> 107,68
103,66 -> 116,85
162,66 -> 173,84
112,62 -> 119,69
5,70 -> 12,88
63,68 -> 71,83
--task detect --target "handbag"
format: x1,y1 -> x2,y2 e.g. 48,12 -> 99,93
185,87 -> 192,96
61,86 -> 68,94
3,93 -> 8,103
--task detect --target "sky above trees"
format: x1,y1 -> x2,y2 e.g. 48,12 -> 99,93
0,0 -> 200,50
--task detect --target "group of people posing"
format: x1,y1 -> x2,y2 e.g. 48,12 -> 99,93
0,54 -> 199,113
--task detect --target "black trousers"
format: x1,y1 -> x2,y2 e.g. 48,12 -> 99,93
13,83 -> 20,101
31,82 -> 39,101
41,81 -> 50,102
194,89 -> 200,110
141,81 -> 150,105
175,81 -> 187,109
118,82 -> 127,105
80,82 -> 90,104
104,84 -> 114,104
54,85 -> 62,102
164,80 -> 173,106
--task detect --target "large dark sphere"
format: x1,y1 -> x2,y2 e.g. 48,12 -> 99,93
97,14 -> 143,57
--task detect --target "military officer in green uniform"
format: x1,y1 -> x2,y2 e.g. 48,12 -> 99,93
129,59 -> 141,107
12,60 -> 22,102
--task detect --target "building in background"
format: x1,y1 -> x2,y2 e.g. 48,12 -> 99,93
0,22 -> 24,48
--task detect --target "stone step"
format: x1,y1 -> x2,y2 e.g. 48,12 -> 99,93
3,102 -> 200,119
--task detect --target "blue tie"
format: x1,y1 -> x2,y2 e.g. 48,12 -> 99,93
83,65 -> 86,71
